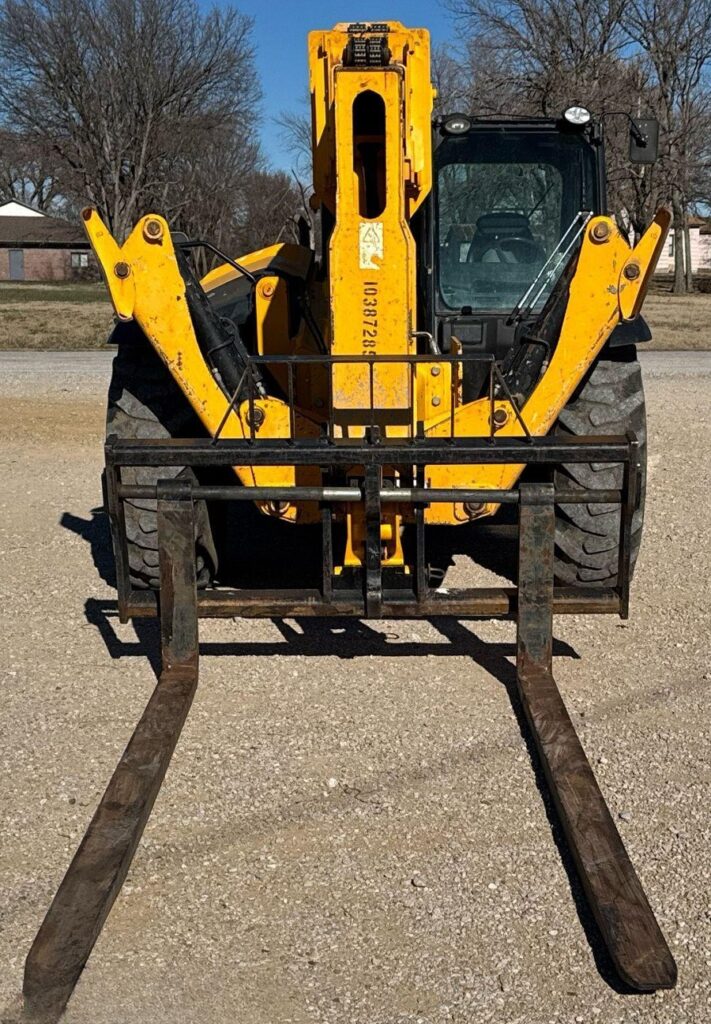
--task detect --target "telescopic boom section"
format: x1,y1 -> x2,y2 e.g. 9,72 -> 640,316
309,23 -> 433,433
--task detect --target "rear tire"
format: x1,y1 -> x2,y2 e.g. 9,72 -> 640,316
553,351 -> 646,587
106,322 -> 217,589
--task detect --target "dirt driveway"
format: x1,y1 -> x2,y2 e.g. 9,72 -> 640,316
1,352 -> 709,1024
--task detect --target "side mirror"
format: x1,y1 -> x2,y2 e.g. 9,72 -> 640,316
629,117 -> 659,164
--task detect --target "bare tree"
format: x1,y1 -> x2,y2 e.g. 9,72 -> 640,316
277,108 -> 313,175
275,102 -> 319,246
239,170 -> 303,252
446,0 -> 711,290
0,0 -> 261,240
624,0 -> 711,292
0,130 -> 63,209
446,0 -> 628,115
431,43 -> 469,113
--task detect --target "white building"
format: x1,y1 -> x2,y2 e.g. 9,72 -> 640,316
654,217 -> 711,274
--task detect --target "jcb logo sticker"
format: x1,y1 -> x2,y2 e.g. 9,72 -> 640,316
359,221 -> 383,270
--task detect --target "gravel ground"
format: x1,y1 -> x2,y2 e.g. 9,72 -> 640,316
0,352 -> 709,1024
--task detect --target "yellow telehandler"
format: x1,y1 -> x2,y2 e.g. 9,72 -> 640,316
23,21 -> 675,1020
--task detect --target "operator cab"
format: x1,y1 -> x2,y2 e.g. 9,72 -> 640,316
435,118 -> 600,314
424,112 -> 650,400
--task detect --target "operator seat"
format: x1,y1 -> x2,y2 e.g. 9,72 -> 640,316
467,211 -> 546,264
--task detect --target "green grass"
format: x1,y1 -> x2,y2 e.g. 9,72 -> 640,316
0,281 -> 107,304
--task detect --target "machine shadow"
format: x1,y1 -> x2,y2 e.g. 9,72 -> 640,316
58,498 -> 521,593
211,500 -> 521,589
65,506 -> 634,994
83,597 -> 580,665
60,508 -> 116,587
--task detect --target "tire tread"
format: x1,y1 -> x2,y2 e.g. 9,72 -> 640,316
554,355 -> 646,586
106,322 -> 217,589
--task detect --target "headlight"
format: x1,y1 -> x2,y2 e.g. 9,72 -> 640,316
442,113 -> 471,135
563,105 -> 592,126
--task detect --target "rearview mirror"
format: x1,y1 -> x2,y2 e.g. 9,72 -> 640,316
629,117 -> 659,164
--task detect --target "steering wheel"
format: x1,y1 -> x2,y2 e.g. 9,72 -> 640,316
472,237 -> 544,265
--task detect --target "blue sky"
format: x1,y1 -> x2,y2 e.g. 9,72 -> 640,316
234,1 -> 455,171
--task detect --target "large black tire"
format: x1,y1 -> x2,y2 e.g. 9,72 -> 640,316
106,322 -> 217,589
554,351 -> 647,586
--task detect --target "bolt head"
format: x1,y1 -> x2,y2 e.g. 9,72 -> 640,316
114,261 -> 130,279
493,408 -> 508,426
590,221 -> 610,242
464,501 -> 485,517
431,365 -> 441,377
623,262 -> 641,281
143,218 -> 163,241
248,406 -> 265,429
260,282 -> 275,298
431,395 -> 441,407
268,500 -> 289,516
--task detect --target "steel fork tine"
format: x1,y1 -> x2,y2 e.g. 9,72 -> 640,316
23,481 -> 200,1022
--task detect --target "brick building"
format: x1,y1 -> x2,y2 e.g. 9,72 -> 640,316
0,200 -> 95,281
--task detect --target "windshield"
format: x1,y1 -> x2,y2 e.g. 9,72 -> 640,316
436,129 -> 597,312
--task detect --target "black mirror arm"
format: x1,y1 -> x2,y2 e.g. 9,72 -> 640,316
603,110 -> 649,147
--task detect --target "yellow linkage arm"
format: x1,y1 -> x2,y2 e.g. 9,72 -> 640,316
84,208 -> 320,523
423,211 -> 670,523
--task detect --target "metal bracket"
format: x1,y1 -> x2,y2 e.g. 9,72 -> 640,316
363,451 -> 383,618
321,504 -> 334,603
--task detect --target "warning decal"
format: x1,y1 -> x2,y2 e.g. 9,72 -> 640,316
359,221 -> 383,270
